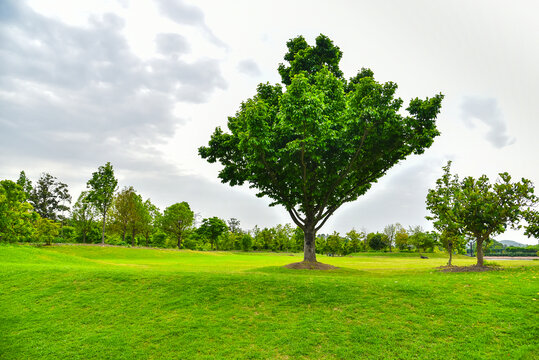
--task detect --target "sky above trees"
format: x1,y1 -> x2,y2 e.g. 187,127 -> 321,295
1,0 -> 538,244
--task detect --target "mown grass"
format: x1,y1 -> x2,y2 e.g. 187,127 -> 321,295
1,245 -> 538,359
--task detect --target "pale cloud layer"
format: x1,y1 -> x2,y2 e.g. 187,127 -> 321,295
461,96 -> 515,149
0,0 -> 226,177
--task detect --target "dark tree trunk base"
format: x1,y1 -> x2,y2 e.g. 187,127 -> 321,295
284,261 -> 338,270
437,264 -> 500,273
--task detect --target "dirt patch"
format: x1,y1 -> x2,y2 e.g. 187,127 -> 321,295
437,265 -> 501,273
284,261 -> 339,270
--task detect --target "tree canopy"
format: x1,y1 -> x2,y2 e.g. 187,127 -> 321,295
199,34 -> 443,263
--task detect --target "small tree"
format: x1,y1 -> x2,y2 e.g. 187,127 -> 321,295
426,161 -> 538,266
110,187 -> 138,243
160,202 -> 194,249
86,162 -> 118,245
395,226 -> 410,251
368,233 -> 385,251
199,217 -> 228,250
16,171 -> 33,201
383,223 -> 397,252
71,191 -> 98,243
140,199 -> 159,246
35,217 -> 60,245
346,229 -> 365,253
199,34 -> 443,264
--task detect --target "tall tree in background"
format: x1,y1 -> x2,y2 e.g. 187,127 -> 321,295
160,202 -> 194,249
71,191 -> 98,243
29,173 -> 72,221
199,34 -> 443,264
87,162 -> 118,245
426,161 -> 538,266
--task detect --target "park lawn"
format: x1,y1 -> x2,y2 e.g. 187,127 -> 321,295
0,245 -> 538,359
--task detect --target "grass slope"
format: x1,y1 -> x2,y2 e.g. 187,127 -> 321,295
1,245 -> 538,359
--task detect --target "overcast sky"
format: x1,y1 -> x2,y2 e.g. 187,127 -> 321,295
1,0 -> 538,244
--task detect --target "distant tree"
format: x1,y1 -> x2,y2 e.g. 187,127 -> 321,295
199,217 -> 228,250
86,162 -> 118,245
140,199 -> 159,246
16,171 -> 33,201
110,187 -> 138,243
291,227 -> 304,251
35,217 -> 60,245
426,161 -> 538,266
227,218 -> 242,234
71,191 -> 98,243
368,233 -> 385,251
29,173 -> 72,221
199,34 -> 444,264
241,233 -> 253,251
346,229 -> 365,253
0,180 -> 36,242
407,226 -> 436,253
326,232 -> 344,255
160,202 -> 194,249
395,226 -> 410,251
274,223 -> 294,251
127,193 -> 145,246
383,223 -> 398,252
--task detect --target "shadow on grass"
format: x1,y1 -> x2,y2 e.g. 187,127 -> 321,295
246,265 -> 367,276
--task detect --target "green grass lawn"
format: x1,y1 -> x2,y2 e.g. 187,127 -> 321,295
1,245 -> 538,359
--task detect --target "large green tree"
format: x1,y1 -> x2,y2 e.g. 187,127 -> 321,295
160,202 -> 194,249
426,161 -> 538,266
199,34 -> 443,263
86,162 -> 118,245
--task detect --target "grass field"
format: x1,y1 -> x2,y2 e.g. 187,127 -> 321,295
1,245 -> 538,359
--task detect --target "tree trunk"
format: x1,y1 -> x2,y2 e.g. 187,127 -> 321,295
101,213 -> 106,245
145,234 -> 149,247
476,238 -> 484,266
303,226 -> 317,262
132,228 -> 135,247
447,242 -> 453,266
122,227 -> 126,243
177,235 -> 182,249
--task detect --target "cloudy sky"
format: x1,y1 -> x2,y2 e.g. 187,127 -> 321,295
1,0 -> 538,244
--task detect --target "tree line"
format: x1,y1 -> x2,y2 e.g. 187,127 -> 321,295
2,163 -> 449,254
